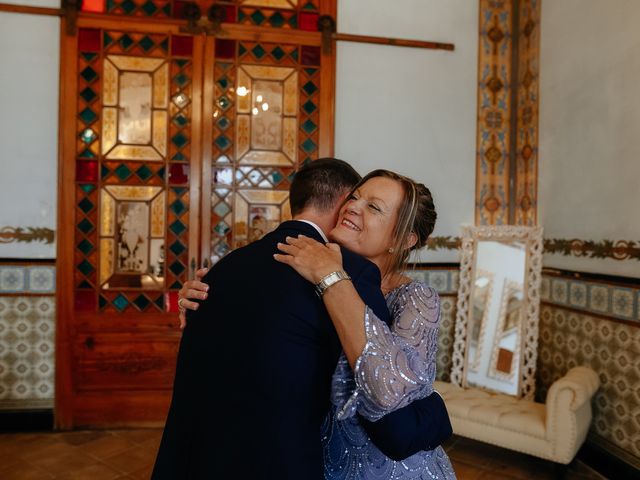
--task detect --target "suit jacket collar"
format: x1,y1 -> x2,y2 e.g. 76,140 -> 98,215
276,220 -> 326,243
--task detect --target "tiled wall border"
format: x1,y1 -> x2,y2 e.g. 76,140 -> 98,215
0,226 -> 55,244
541,271 -> 640,324
0,262 -> 56,295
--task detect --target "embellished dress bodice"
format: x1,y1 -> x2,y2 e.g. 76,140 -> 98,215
322,282 -> 456,479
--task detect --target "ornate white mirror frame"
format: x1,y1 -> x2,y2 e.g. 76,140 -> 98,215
450,225 -> 543,400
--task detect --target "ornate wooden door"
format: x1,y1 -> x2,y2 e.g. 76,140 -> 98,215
57,0 -> 336,428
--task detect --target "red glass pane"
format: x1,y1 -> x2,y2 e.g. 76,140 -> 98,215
299,12 -> 319,31
76,160 -> 99,182
75,290 -> 97,312
172,35 -> 194,57
81,0 -> 105,13
169,163 -> 189,184
165,291 -> 180,313
215,39 -> 236,60
222,5 -> 237,22
301,46 -> 321,66
173,0 -> 187,18
78,28 -> 101,52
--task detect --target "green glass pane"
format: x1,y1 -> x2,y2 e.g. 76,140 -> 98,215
169,240 -> 186,256
80,128 -> 97,144
238,44 -> 247,56
133,294 -> 151,311
301,119 -> 317,134
172,133 -> 188,148
302,138 -> 317,153
77,239 -> 94,255
141,1 -> 157,16
79,148 -> 96,159
172,187 -> 187,195
271,171 -> 283,184
288,14 -> 298,28
170,280 -> 182,289
169,260 -> 185,275
302,81 -> 318,96
171,152 -> 186,162
77,218 -> 94,234
139,35 -> 155,51
101,165 -> 110,179
213,202 -> 230,218
119,33 -> 134,50
77,259 -> 94,276
79,108 -> 97,124
303,1 -> 317,10
157,166 -> 166,179
217,77 -> 228,89
271,46 -> 285,61
80,53 -> 98,62
214,135 -> 230,150
79,280 -> 93,289
80,67 -> 97,83
80,87 -> 97,103
171,199 -> 186,216
251,44 -> 266,59
121,0 -> 136,15
218,96 -> 231,110
290,48 -> 299,61
154,294 -> 165,310
80,184 -> 96,194
217,117 -> 230,130
174,73 -> 189,88
175,59 -> 189,68
250,10 -> 266,25
214,221 -> 230,236
160,38 -> 169,52
103,32 -> 114,48
99,295 -> 108,309
302,100 -> 317,115
78,197 -> 94,214
304,68 -> 317,76
172,114 -> 188,127
114,164 -> 132,181
269,12 -> 285,28
213,241 -> 230,257
169,220 -> 186,235
113,294 -> 129,312
135,165 -> 153,180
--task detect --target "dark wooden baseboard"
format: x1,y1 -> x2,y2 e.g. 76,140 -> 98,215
0,409 -> 54,432
576,435 -> 640,478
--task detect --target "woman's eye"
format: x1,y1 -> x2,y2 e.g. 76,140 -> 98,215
369,203 -> 381,212
348,194 -> 358,201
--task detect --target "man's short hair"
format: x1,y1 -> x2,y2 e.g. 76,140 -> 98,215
289,158 -> 361,216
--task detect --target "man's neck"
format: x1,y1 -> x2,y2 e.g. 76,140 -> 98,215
292,209 -> 336,239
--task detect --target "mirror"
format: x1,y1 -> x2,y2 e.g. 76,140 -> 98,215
450,226 -> 543,400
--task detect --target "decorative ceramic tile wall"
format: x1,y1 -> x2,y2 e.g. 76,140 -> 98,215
541,275 -> 640,323
537,304 -> 640,458
0,263 -> 55,410
0,296 -> 55,409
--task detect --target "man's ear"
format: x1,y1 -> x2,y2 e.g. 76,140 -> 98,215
404,232 -> 418,251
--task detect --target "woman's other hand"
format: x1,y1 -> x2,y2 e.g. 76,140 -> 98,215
178,267 -> 210,329
274,235 -> 343,284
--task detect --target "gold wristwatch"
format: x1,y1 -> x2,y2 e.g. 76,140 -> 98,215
315,270 -> 351,297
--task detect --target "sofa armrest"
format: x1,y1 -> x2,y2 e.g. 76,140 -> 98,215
545,366 -> 599,463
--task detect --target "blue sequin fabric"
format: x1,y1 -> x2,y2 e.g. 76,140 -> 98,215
322,282 -> 456,479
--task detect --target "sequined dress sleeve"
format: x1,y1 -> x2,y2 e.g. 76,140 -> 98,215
331,282 -> 440,422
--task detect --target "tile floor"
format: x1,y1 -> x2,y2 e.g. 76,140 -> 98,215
0,430 -> 606,479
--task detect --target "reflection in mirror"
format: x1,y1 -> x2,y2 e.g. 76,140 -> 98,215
464,241 -> 526,395
467,270 -> 493,373
451,226 -> 543,400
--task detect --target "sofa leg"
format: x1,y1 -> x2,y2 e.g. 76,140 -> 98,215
552,462 -> 568,480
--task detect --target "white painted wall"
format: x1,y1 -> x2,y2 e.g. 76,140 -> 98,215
539,0 -> 640,278
335,0 -> 478,262
0,12 -> 60,258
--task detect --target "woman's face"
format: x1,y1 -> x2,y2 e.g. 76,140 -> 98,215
329,176 -> 404,268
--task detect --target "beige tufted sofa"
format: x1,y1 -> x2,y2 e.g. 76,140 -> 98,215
434,366 -> 600,464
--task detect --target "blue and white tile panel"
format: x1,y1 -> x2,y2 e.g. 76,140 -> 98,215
541,275 -> 640,323
405,268 -> 459,295
0,265 -> 55,294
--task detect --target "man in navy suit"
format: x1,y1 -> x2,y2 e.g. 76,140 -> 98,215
152,158 -> 451,479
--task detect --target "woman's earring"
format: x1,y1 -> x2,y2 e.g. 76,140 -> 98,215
388,247 -> 394,254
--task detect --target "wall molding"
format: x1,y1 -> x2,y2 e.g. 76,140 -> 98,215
0,227 -> 55,245
543,238 -> 640,262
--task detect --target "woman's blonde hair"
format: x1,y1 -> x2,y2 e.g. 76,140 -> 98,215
347,169 -> 437,273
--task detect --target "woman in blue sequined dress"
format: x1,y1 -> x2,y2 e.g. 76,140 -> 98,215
274,170 -> 456,479
179,169 -> 456,479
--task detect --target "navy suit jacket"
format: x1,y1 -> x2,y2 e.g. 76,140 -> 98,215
152,221 -> 451,479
